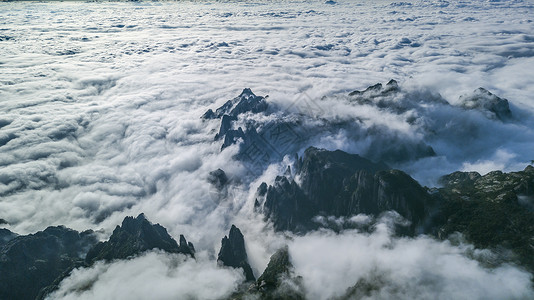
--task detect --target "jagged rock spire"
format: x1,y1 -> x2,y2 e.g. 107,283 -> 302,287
217,225 -> 255,281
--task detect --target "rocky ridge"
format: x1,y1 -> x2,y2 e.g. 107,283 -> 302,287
458,87 -> 512,121
256,146 -> 438,234
202,83 -> 513,173
86,213 -> 195,263
0,226 -> 97,300
0,214 -> 194,300
256,146 -> 534,273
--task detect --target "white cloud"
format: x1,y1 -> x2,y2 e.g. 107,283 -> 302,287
1,0 -> 534,299
47,251 -> 244,300
289,223 -> 534,300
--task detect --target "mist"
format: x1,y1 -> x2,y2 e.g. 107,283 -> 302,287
1,0 -> 534,299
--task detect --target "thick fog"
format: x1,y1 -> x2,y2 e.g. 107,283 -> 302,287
1,0 -> 534,299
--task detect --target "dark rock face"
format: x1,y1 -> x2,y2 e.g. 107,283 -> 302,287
0,228 -> 17,247
208,168 -> 229,190
86,213 -> 194,263
347,79 -> 434,115
258,147 -> 436,233
437,165 -> 534,271
202,89 -> 304,173
203,86 -> 439,173
294,147 -> 389,200
349,79 -> 400,98
202,89 -> 274,155
459,87 -> 512,121
201,108 -> 216,120
439,171 -> 482,189
347,80 -> 444,163
228,88 -> 269,117
215,114 -> 238,141
0,226 -> 97,300
254,246 -> 304,300
344,169 -> 435,233
262,175 -> 310,232
217,225 -> 255,281
1,214 -> 195,300
256,246 -> 292,289
202,88 -> 268,121
348,81 -> 513,124
346,80 -> 438,163
230,246 -> 304,299
41,214 -> 194,299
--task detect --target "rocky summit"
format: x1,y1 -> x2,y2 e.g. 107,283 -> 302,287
202,88 -> 268,120
349,79 -> 400,99
248,246 -> 304,300
86,213 -> 195,263
459,87 -> 513,121
217,225 -> 255,281
228,244 -> 304,300
257,146 -> 438,234
208,168 -> 229,190
202,88 -> 304,173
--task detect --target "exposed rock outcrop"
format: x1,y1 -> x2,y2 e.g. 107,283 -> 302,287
202,88 -> 268,120
258,147 -> 437,234
458,87 -> 512,121
208,168 -> 229,190
253,246 -> 304,300
437,165 -> 534,271
203,87 -> 439,171
86,213 -> 194,263
217,225 -> 255,281
202,89 -> 304,172
36,214 -> 195,299
349,79 -> 400,99
0,228 -> 17,247
229,245 -> 304,299
0,226 -> 97,300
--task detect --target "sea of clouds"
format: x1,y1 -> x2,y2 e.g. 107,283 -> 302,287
1,0 -> 534,299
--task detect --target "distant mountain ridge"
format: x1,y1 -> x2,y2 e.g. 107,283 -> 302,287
202,83 -> 514,177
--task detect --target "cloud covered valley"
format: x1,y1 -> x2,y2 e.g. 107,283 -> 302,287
1,0 -> 534,299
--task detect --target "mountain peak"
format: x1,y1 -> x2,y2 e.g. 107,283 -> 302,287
459,87 -> 512,121
259,147 -> 434,233
86,214 -> 195,263
217,224 -> 255,281
239,88 -> 255,97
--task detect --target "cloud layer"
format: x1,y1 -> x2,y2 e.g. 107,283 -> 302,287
47,251 -> 244,300
1,0 -> 534,299
289,222 -> 533,300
